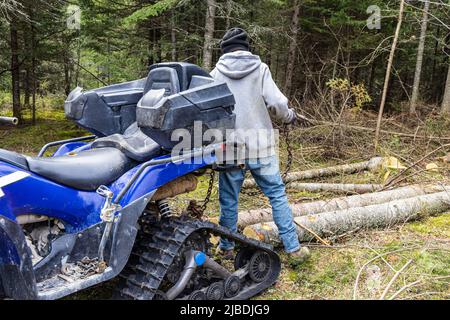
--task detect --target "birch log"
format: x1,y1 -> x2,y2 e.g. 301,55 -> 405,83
242,157 -> 384,189
244,192 -> 450,244
286,183 -> 383,194
238,185 -> 449,228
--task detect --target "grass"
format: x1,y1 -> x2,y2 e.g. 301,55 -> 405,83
1,105 -> 449,300
0,106 -> 87,155
258,215 -> 449,300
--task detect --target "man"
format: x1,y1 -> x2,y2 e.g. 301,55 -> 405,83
210,28 -> 310,263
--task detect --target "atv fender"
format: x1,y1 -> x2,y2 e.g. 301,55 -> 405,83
0,216 -> 37,299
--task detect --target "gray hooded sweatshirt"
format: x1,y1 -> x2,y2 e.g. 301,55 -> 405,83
211,51 -> 294,160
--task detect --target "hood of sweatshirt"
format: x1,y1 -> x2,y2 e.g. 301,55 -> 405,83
215,51 -> 261,80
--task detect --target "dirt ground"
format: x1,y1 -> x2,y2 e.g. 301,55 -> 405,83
1,106 -> 449,300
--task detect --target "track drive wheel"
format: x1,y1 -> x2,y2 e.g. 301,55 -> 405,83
189,290 -> 206,300
248,251 -> 272,283
234,248 -> 253,270
206,282 -> 224,300
224,276 -> 241,298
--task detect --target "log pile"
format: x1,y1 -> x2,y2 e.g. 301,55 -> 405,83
238,185 -> 449,228
239,182 -> 450,245
234,155 -> 450,246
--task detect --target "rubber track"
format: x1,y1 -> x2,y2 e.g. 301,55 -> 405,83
117,216 -> 281,300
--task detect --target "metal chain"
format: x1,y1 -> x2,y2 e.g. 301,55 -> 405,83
282,123 -> 293,180
60,256 -> 102,281
193,124 -> 294,207
200,170 -> 215,213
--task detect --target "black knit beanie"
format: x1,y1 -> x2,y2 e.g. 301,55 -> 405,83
220,28 -> 250,54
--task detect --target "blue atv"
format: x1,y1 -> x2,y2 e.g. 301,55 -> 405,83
0,62 -> 281,300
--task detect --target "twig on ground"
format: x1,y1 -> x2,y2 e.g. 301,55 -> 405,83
383,144 -> 450,189
353,247 -> 417,300
311,120 -> 450,141
379,259 -> 414,300
388,279 -> 422,300
293,221 -> 331,246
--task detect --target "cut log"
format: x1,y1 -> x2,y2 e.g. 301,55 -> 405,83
244,191 -> 450,245
238,185 -> 449,228
242,157 -> 384,189
286,183 -> 383,194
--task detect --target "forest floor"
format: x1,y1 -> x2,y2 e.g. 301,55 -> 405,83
0,104 -> 449,300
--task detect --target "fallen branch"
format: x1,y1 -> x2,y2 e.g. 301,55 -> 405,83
293,221 -> 331,246
352,247 -> 417,300
388,279 -> 422,300
242,157 -> 384,189
388,275 -> 450,300
287,182 -> 383,194
383,143 -> 450,188
379,259 -> 413,300
238,185 -> 449,228
311,120 -> 450,141
243,191 -> 450,245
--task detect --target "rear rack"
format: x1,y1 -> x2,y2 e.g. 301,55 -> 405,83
38,135 -> 97,157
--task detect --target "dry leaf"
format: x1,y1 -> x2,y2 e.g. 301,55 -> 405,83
426,163 -> 439,172
383,156 -> 407,170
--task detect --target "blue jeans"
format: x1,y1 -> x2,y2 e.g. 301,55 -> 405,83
218,156 -> 300,253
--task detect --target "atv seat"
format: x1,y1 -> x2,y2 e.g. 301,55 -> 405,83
26,148 -> 136,191
144,67 -> 180,95
92,123 -> 162,162
0,148 -> 29,171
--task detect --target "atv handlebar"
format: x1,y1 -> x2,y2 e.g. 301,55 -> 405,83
0,116 -> 19,126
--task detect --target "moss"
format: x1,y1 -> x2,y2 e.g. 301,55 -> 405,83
414,251 -> 449,276
408,214 -> 450,238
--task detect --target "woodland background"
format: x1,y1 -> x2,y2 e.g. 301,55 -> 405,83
0,0 -> 449,124
0,0 -> 449,300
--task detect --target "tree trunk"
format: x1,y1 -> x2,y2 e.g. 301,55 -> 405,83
286,183 -> 383,194
154,26 -> 162,64
171,11 -> 177,61
225,0 -> 232,30
202,0 -> 216,71
10,21 -> 21,120
24,69 -> 30,107
63,51 -> 71,96
410,0 -> 430,114
147,22 -> 154,67
284,0 -> 300,97
29,8 -> 36,125
442,64 -> 450,114
374,0 -> 405,150
242,157 -> 384,189
237,184 -> 449,228
22,15 -> 32,108
244,191 -> 450,244
430,26 -> 440,102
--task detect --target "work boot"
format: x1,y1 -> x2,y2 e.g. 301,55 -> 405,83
288,247 -> 311,267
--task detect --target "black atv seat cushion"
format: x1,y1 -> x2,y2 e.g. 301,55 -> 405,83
0,149 -> 29,170
27,148 -> 135,191
91,123 -> 162,162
